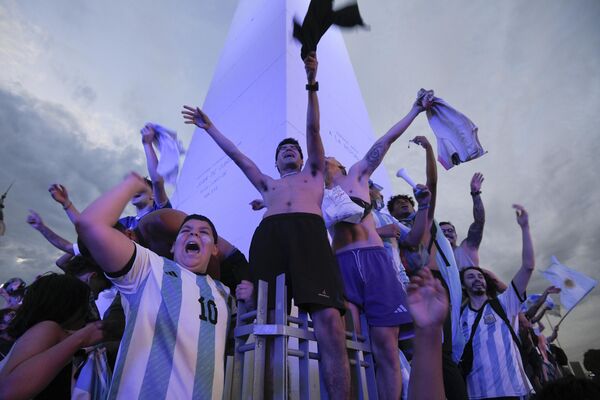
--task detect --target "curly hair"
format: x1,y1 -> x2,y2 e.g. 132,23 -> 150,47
387,194 -> 415,215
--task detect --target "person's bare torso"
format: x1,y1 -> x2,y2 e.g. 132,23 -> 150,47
261,168 -> 325,218
330,174 -> 383,253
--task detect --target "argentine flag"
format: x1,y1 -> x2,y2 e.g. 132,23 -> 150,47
541,256 -> 597,311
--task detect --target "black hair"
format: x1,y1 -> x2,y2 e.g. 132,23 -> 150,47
387,194 -> 415,215
62,256 -> 112,292
584,349 -> 600,373
179,214 -> 218,244
275,138 -> 304,161
113,221 -> 127,233
460,266 -> 499,298
144,177 -> 153,190
439,221 -> 455,229
7,273 -> 90,338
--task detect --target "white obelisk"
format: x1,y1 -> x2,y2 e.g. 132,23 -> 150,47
172,0 -> 390,254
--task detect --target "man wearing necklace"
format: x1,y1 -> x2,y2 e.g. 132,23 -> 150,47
182,52 -> 350,399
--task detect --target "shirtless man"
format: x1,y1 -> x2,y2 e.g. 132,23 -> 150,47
323,96 -> 430,400
182,52 -> 350,399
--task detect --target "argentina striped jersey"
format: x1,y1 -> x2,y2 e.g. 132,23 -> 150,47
460,282 -> 533,399
107,243 -> 230,399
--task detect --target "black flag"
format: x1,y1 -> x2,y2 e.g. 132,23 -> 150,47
293,1 -> 366,59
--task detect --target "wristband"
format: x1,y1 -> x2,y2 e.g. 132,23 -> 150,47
305,81 -> 319,91
418,204 -> 430,210
63,201 -> 72,210
470,191 -> 481,196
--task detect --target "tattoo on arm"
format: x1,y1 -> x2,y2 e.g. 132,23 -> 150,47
365,142 -> 387,172
473,196 -> 485,223
466,196 -> 485,248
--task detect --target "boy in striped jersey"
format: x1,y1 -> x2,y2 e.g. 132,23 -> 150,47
77,172 -> 230,400
460,204 -> 535,399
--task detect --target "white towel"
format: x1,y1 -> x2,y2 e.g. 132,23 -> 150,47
417,89 -> 486,170
150,124 -> 186,186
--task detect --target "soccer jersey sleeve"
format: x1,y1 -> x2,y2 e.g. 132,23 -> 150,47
107,242 -> 163,294
498,281 -> 526,319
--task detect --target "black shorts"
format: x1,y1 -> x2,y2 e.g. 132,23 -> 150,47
249,213 -> 346,313
219,249 -> 251,295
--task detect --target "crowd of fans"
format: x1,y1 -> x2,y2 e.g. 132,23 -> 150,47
0,52 -> 599,400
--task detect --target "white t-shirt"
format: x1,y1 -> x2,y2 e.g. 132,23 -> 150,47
107,243 -> 231,400
460,282 -> 533,399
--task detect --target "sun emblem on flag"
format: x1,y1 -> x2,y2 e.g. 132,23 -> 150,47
564,278 -> 575,288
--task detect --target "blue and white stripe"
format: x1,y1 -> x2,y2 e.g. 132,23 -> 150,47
460,284 -> 533,399
108,244 -> 229,400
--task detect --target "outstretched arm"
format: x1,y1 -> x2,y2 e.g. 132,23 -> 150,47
304,52 -> 325,173
525,286 -> 560,320
55,253 -> 74,269
463,173 -> 485,249
531,307 -> 549,324
27,210 -> 74,255
182,106 -> 270,194
546,325 -> 559,343
353,104 -> 423,179
512,204 -> 535,296
411,135 -> 437,222
0,320 -> 103,400
141,124 -> 169,206
76,173 -> 145,273
399,184 -> 431,247
49,184 -> 80,224
406,268 -> 447,400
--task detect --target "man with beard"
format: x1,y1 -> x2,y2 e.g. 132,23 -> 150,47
459,204 -> 534,399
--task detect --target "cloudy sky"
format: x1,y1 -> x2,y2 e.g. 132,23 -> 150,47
1,0 -> 599,362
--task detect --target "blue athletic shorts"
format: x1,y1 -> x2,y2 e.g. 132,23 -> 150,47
336,246 -> 412,327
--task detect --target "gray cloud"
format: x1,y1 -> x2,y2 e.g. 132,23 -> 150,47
72,85 -> 97,105
0,86 -> 144,284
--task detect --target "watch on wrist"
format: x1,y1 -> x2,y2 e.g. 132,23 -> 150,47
305,81 -> 319,91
